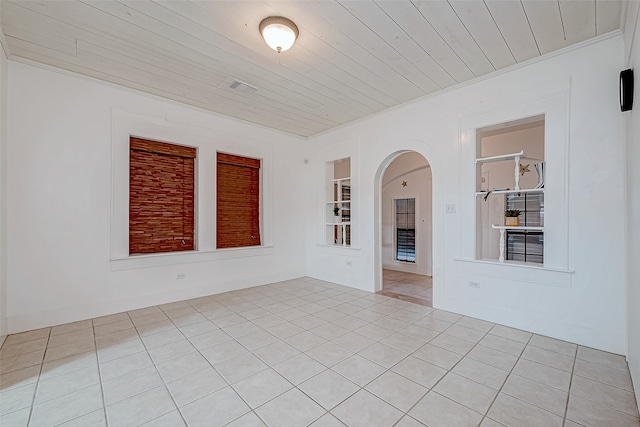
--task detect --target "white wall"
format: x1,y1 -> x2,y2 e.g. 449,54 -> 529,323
306,35 -> 627,354
624,0 -> 640,412
6,61 -> 307,333
381,152 -> 432,275
0,40 -> 7,346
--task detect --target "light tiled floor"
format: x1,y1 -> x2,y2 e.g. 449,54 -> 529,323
1,277 -> 638,427
379,270 -> 433,307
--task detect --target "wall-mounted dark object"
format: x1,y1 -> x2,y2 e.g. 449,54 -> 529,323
620,68 -> 634,112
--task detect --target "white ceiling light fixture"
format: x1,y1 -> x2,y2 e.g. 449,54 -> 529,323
259,16 -> 299,53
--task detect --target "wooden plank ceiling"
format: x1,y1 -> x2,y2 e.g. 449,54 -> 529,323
1,0 -> 624,138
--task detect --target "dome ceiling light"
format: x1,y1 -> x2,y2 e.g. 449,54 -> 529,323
259,16 -> 299,53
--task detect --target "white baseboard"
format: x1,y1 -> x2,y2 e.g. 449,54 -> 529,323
8,271 -> 304,334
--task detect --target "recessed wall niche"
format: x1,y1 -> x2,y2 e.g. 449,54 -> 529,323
475,115 -> 545,264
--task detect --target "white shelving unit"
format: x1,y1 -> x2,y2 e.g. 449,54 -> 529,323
326,177 -> 351,246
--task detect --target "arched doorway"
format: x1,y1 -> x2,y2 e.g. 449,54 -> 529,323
374,151 -> 433,306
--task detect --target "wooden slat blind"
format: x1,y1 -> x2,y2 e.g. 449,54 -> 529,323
217,152 -> 261,249
129,137 -> 195,255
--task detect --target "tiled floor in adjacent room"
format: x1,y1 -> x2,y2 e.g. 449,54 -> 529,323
1,277 -> 638,427
379,270 -> 433,307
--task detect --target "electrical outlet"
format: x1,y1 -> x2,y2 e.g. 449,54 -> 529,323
446,204 -> 456,214
176,273 -> 186,280
346,260 -> 352,266
468,281 -> 480,288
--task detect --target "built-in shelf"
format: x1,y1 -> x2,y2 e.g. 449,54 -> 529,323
476,189 -> 544,196
492,225 -> 544,231
326,200 -> 351,204
476,151 -> 524,164
491,224 -> 544,262
326,222 -> 351,225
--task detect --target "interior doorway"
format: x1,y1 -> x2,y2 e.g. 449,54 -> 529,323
375,151 -> 433,306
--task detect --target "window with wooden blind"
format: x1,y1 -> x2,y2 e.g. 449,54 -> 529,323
129,137 -> 196,255
217,152 -> 261,249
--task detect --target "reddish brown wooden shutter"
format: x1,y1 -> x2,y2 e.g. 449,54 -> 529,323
129,137 -> 196,255
217,153 -> 261,249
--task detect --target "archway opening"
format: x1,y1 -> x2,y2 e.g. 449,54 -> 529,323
375,151 -> 433,306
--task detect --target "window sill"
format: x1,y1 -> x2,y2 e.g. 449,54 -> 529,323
111,246 -> 274,271
453,258 -> 574,288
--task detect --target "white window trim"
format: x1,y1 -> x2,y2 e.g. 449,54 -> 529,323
111,108 -> 273,269
459,87 -> 570,272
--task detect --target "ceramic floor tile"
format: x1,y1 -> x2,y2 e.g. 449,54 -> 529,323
573,358 -> 634,391
2,328 -> 50,346
0,383 -> 36,416
331,332 -> 376,353
0,365 -> 40,392
489,325 -> 532,344
35,365 -> 100,404
1,337 -> 49,358
358,342 -> 408,368
566,394 -> 640,427
576,346 -> 630,372
29,384 -> 104,427
106,386 -> 177,427
391,355 -> 447,388
99,351 -> 153,382
488,393 -> 563,427
511,358 -> 571,391
395,416 -> 427,426
501,374 -> 568,416
332,389 -> 404,427
147,339 -> 197,365
224,411 -> 267,426
0,407 -> 30,427
252,340 -> 300,366
199,340 -> 248,365
528,335 -> 577,358
92,313 -> 131,327
332,354 -> 386,387
255,388 -> 325,427
284,331 -> 328,352
412,343 -> 463,370
306,341 -> 354,367
466,345 -> 519,372
298,369 -> 360,410
232,368 -> 293,409
455,317 -> 495,333
434,372 -> 498,414
139,410 -> 185,427
479,334 -> 526,357
380,332 -> 426,353
141,329 -> 184,350
235,331 -> 279,351
409,392 -> 483,427
40,351 -> 96,381
521,345 -> 575,373
4,279 -> 640,427
56,409 -> 106,426
178,320 -> 219,338
102,365 -> 163,406
309,413 -> 346,427
215,353 -> 268,384
166,367 -> 228,407
97,338 -> 145,363
156,351 -> 211,383
570,375 -> 639,416
365,370 -> 428,412
453,358 -> 509,390
273,353 -> 326,385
